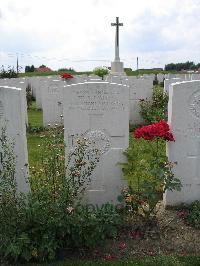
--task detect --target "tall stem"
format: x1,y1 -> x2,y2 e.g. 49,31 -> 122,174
155,138 -> 159,179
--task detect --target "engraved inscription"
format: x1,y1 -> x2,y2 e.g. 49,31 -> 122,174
187,122 -> 200,137
0,101 -> 4,119
173,122 -> 200,137
189,90 -> 200,118
48,86 -> 59,94
69,87 -> 124,111
84,130 -> 111,155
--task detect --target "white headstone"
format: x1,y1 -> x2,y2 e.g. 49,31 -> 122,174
157,73 -> 164,83
164,78 -> 183,94
28,76 -> 40,98
104,74 -> 128,84
63,81 -> 129,205
86,75 -> 102,82
0,86 -> 29,193
42,79 -> 65,126
68,76 -> 88,84
0,78 -> 28,125
164,80 -> 200,205
35,77 -> 45,109
128,78 -> 153,124
191,74 -> 200,80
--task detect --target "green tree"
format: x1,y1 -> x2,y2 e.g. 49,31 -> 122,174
165,61 -> 197,71
58,67 -> 75,72
30,65 -> 35,72
25,66 -> 31,72
93,67 -> 109,80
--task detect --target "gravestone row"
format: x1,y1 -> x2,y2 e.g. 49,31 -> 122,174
25,75 -> 154,126
2,76 -> 199,205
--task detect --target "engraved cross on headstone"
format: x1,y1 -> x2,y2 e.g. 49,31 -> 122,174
0,152 -> 2,164
111,17 -> 123,62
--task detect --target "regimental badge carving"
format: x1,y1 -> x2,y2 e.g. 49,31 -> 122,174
189,90 -> 200,119
84,130 -> 111,155
0,101 -> 4,119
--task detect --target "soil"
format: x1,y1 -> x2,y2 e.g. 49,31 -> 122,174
2,203 -> 200,264
98,203 -> 200,259
56,202 -> 200,261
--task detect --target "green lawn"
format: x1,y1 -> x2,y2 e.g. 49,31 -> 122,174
19,70 -> 92,77
27,133 -> 43,166
28,101 -> 43,127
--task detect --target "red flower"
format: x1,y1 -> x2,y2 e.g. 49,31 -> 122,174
103,254 -> 114,260
131,231 -> 142,239
164,132 -> 175,141
178,210 -> 185,220
119,242 -> 126,250
134,120 -> 175,142
61,72 -> 74,79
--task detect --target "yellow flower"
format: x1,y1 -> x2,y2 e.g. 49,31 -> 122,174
125,195 -> 134,203
141,203 -> 149,212
31,248 -> 38,258
137,207 -> 145,217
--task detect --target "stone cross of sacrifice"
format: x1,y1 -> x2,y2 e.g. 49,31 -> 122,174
111,17 -> 123,62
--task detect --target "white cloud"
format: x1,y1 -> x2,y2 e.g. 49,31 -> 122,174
0,0 -> 200,71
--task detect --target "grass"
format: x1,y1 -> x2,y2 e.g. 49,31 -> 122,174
28,101 -> 43,127
27,101 -> 44,166
27,133 -> 43,166
19,70 -> 93,77
18,69 -> 182,78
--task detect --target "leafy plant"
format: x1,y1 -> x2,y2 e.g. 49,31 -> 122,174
0,126 -> 123,262
139,86 -> 168,124
0,127 -> 28,261
129,123 -> 142,133
181,201 -> 200,229
27,125 -> 47,133
0,65 -> 18,78
153,74 -> 158,85
120,121 -> 182,219
26,83 -> 34,109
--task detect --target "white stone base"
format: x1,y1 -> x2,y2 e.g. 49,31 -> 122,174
111,61 -> 125,75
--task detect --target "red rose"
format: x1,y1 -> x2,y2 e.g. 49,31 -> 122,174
61,72 -> 74,79
133,120 -> 174,142
164,132 -> 175,142
156,120 -> 169,137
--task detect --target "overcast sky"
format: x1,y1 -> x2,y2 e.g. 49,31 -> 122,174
0,0 -> 200,71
